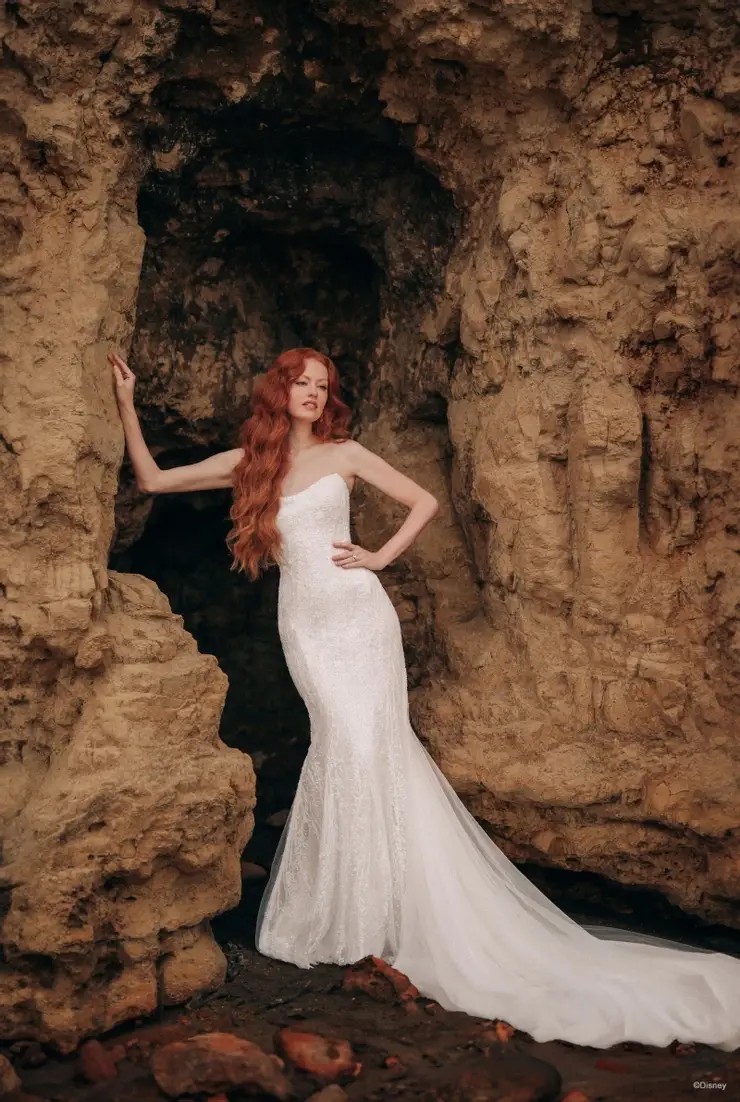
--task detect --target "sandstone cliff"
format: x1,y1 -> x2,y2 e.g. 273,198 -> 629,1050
1,0 -> 737,1048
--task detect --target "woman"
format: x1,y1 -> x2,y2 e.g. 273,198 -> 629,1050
110,345 -> 740,1052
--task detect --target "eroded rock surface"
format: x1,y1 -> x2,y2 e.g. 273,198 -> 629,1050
0,0 -> 738,1047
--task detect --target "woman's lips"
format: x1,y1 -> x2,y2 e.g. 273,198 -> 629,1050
303,402 -> 317,408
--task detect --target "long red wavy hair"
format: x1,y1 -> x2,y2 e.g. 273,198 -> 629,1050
226,347 -> 352,580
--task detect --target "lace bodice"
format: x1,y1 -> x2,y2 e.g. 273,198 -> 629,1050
276,471 -> 353,576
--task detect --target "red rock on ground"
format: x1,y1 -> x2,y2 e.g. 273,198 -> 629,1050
77,1039 -> 120,1083
150,1030 -> 291,1099
274,1027 -> 361,1083
342,955 -> 420,1006
477,1020 -> 518,1045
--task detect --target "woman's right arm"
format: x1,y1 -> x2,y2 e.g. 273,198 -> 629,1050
109,350 -> 243,493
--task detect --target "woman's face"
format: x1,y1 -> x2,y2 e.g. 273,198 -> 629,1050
288,357 -> 329,422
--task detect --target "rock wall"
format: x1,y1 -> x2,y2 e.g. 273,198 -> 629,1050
0,0 -> 738,1048
0,1 -> 255,1051
350,0 -> 740,924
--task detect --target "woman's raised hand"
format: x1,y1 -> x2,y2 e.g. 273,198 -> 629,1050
108,350 -> 136,409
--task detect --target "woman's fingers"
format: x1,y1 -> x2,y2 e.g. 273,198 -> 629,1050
108,350 -> 135,385
108,351 -> 136,413
108,350 -> 132,374
332,540 -> 365,567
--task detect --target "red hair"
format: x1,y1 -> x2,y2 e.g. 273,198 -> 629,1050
226,347 -> 352,580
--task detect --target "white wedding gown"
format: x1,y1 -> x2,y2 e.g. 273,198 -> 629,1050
255,470 -> 740,1051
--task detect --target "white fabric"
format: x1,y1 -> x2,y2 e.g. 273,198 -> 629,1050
255,471 -> 740,1050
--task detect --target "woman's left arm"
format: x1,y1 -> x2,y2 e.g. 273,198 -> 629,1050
332,441 -> 439,570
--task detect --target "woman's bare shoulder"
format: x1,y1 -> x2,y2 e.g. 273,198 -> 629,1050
330,439 -> 359,490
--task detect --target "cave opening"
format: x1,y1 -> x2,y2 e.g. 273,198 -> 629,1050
109,53 -> 460,936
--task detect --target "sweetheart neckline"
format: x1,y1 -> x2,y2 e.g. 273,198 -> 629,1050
280,471 -> 350,500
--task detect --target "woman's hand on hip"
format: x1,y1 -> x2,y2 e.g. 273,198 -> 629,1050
331,541 -> 387,572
